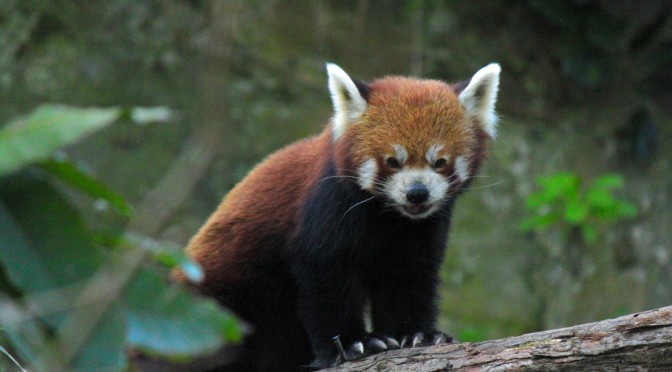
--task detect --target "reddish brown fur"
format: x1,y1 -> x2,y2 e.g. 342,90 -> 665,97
180,76 -> 489,291
181,131 -> 333,291
334,77 -> 480,191
175,72 -> 495,371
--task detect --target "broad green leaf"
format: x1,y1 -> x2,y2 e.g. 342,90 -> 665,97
0,173 -> 103,294
0,199 -> 57,296
0,105 -> 174,176
0,105 -> 121,176
71,304 -> 127,372
126,270 -> 243,357
39,158 -> 133,217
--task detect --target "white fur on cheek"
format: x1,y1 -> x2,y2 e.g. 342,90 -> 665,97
357,158 -> 378,191
455,155 -> 470,182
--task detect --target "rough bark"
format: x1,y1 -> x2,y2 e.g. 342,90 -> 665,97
326,306 -> 672,371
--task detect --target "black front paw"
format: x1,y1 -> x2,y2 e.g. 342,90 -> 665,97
399,331 -> 456,348
329,334 -> 400,365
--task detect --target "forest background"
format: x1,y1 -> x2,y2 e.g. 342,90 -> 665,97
1,1 -> 670,370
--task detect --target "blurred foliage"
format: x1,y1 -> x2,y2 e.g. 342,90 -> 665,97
1,0 -> 671,367
522,173 -> 638,244
0,106 -> 242,370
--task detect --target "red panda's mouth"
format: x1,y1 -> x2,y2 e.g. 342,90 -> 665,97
402,204 -> 431,216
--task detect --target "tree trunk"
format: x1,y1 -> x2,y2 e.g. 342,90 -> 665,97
326,306 -> 672,371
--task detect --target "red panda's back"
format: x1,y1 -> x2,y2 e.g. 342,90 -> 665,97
181,130 -> 331,289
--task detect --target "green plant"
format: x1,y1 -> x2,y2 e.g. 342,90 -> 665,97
521,172 -> 638,244
0,105 -> 242,371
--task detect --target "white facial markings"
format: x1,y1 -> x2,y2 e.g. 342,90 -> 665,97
357,158 -> 378,191
425,144 -> 446,165
455,155 -> 470,182
383,167 -> 449,219
392,144 -> 408,164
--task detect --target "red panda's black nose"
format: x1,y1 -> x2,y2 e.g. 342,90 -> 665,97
407,183 -> 429,204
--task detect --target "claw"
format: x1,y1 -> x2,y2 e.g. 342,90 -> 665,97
412,332 -> 424,348
348,341 -> 365,359
400,335 -> 409,349
432,333 -> 447,345
384,336 -> 400,349
366,337 -> 388,352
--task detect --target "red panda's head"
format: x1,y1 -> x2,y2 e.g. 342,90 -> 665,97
327,63 -> 500,219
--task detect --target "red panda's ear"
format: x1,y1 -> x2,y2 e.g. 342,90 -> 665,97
326,63 -> 368,141
458,63 -> 501,138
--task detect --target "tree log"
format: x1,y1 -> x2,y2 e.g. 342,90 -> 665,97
326,306 -> 672,371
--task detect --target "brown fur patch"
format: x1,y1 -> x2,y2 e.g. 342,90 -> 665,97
177,74 -> 494,295
346,77 -> 476,177
177,131 -> 332,291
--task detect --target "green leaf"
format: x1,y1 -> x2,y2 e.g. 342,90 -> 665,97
126,270 -> 244,357
616,201 -> 638,218
592,174 -> 624,191
0,171 -> 106,360
0,172 -> 103,295
0,105 -> 174,177
71,304 -> 127,372
0,198 -> 57,297
586,188 -> 615,210
0,105 -> 121,176
564,197 -> 588,224
537,172 -> 579,201
39,158 -> 133,217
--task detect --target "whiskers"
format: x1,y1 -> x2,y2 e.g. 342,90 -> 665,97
319,168 -> 387,190
441,175 -> 504,208
340,196 -> 376,223
467,180 -> 505,190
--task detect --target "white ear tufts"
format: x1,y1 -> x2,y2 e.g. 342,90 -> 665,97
458,63 -> 501,138
326,63 -> 368,141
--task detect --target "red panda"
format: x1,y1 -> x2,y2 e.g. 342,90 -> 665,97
176,63 -> 501,371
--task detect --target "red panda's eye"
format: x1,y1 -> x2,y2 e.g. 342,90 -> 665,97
386,157 -> 401,169
434,158 -> 447,168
